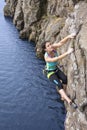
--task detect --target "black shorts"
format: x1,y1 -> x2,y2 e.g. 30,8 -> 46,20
47,68 -> 67,90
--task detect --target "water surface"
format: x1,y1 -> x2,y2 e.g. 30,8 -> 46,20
0,1 -> 66,130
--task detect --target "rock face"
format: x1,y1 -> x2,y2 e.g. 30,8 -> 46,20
4,0 -> 87,130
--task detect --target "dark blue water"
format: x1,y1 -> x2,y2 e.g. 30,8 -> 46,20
0,1 -> 66,130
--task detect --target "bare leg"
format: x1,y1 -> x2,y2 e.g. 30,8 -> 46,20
56,86 -> 65,101
56,87 -> 78,108
56,85 -> 67,101
63,84 -> 67,92
58,89 -> 71,104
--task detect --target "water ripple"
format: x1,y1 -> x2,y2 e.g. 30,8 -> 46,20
0,1 -> 66,130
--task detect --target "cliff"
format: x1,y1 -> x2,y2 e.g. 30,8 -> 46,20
4,0 -> 87,130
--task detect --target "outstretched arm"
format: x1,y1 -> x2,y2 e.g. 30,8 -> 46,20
45,48 -> 74,62
52,33 -> 76,49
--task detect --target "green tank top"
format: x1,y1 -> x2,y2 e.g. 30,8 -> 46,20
45,51 -> 58,71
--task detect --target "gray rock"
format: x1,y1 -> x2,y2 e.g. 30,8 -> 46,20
4,0 -> 87,130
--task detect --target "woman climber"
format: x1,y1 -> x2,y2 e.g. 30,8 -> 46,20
42,34 -> 78,109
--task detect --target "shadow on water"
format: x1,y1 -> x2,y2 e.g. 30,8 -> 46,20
0,1 -> 66,130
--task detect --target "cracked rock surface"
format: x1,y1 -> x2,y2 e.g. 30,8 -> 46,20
4,0 -> 87,130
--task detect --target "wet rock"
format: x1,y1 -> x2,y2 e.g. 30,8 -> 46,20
4,0 -> 18,17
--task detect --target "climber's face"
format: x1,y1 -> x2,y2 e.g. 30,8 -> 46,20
45,42 -> 54,52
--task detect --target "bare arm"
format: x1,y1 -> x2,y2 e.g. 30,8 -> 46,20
45,48 -> 73,62
52,34 -> 76,49
45,52 -> 68,62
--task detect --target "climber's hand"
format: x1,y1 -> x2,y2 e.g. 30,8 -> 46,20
68,33 -> 76,39
67,48 -> 74,54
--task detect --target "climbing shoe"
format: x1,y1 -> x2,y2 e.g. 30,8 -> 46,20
70,102 -> 78,109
